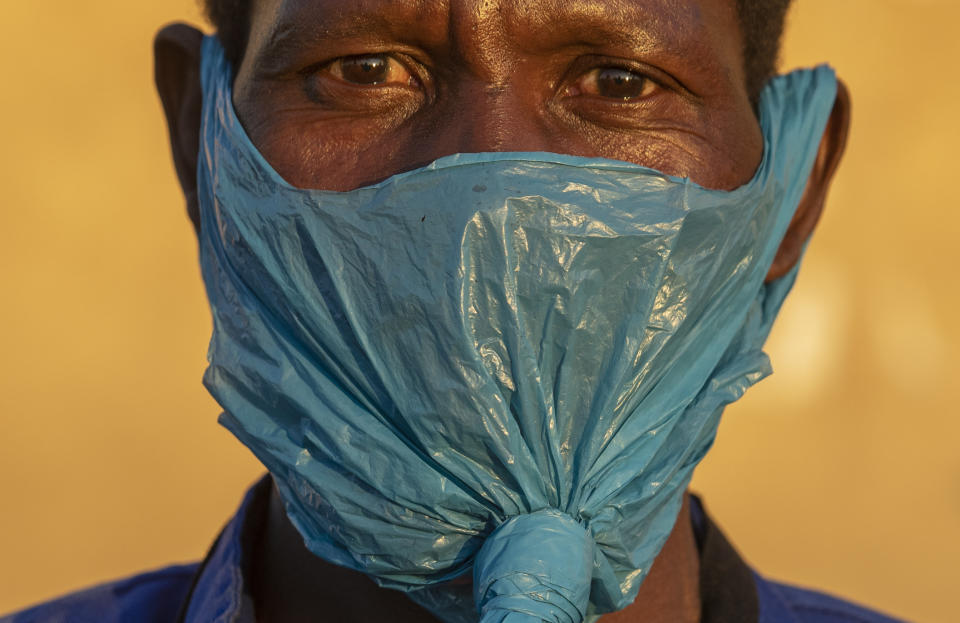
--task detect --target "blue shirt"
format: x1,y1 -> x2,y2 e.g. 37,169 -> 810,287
1,476 -> 907,623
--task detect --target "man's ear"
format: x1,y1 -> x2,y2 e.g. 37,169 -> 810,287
155,23 -> 205,234
765,78 -> 852,282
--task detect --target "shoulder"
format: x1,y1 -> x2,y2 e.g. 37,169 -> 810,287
0,564 -> 198,623
756,575 -> 909,623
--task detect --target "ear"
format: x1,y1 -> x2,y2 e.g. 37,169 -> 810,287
765,78 -> 852,282
154,23 -> 205,234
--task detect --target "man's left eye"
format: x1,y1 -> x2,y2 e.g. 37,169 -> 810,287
327,54 -> 416,87
571,67 -> 657,101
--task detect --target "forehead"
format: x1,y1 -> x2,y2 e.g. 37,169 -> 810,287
254,0 -> 715,41
246,0 -> 741,80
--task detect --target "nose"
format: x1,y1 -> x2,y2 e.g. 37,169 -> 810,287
418,79 -> 558,160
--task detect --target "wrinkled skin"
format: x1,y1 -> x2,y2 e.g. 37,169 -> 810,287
154,1 -> 850,621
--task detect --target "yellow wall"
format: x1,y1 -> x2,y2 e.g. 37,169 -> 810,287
1,1 -> 957,620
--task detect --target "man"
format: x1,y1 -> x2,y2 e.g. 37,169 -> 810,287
2,1 -> 904,622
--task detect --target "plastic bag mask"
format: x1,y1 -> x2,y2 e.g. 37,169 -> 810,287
197,35 -> 837,623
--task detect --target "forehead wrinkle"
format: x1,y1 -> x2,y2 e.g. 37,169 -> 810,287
504,0 -> 710,54
247,0 -> 734,95
253,0 -> 450,71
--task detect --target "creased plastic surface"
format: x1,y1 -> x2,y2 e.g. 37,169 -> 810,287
196,35 -> 837,623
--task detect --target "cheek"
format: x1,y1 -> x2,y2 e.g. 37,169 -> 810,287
702,108 -> 765,191
653,106 -> 764,192
235,89 -> 434,191
241,114 -> 398,191
564,111 -> 763,192
254,127 -> 363,190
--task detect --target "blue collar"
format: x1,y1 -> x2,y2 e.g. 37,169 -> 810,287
178,476 -> 270,623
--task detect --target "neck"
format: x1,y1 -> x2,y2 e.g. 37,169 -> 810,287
596,495 -> 701,623
252,481 -> 700,623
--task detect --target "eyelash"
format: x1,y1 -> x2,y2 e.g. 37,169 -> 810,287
323,55 -> 421,88
569,65 -> 659,100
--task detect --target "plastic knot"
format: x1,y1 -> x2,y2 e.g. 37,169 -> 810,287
473,509 -> 595,623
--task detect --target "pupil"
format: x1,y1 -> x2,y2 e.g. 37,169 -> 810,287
596,68 -> 646,100
341,55 -> 390,85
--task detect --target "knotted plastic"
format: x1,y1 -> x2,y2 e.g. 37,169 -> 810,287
473,510 -> 594,623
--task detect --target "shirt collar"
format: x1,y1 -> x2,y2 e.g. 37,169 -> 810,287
690,494 -> 762,623
178,475 -> 272,623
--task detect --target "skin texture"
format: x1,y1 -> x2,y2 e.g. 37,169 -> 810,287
154,1 -> 851,620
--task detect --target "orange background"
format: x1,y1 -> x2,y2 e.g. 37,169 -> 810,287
1,1 -> 958,621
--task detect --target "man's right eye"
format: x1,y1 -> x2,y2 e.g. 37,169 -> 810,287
326,54 -> 417,87
571,67 -> 658,101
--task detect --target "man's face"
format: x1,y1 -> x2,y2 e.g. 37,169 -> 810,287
230,0 -> 763,193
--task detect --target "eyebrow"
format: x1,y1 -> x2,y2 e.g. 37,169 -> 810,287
251,3 -> 432,77
515,0 -> 707,51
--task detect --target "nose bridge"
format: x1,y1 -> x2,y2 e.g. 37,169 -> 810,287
425,0 -> 555,156
438,79 -> 555,155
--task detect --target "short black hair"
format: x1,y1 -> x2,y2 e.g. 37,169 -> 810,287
203,0 -> 792,104
737,0 -> 793,103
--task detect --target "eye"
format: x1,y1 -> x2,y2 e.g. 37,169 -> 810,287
327,54 -> 417,87
570,67 -> 657,101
